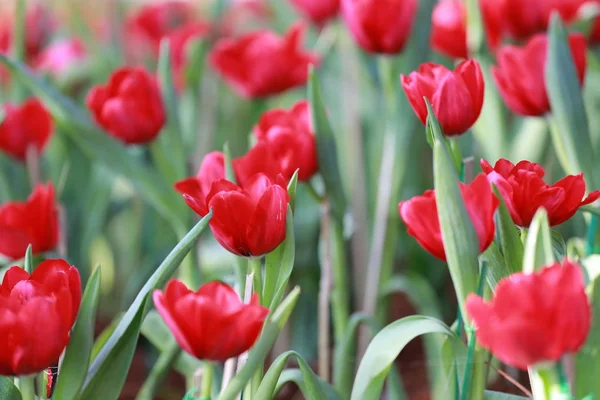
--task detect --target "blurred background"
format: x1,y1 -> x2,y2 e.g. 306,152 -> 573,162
1,0 -> 598,398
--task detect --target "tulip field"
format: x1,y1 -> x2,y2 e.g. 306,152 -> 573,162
2,0 -> 600,399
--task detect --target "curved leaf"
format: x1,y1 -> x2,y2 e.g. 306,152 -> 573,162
0,377 -> 21,400
53,268 -> 101,400
82,212 -> 212,391
351,316 -> 465,400
522,209 -> 554,273
276,369 -> 342,400
492,186 -> 523,283
255,351 -> 334,400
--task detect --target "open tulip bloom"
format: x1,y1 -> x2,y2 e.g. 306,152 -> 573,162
5,1 -> 600,400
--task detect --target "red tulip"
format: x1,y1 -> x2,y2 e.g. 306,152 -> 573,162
398,174 -> 499,261
401,60 -> 485,136
341,0 -> 417,54
253,100 -> 318,182
0,4 -> 56,62
290,0 -> 340,25
431,1 -> 468,60
0,259 -> 81,376
174,152 -> 226,217
153,280 -> 268,361
479,0 -> 547,41
209,22 -> 319,98
86,67 -> 166,145
481,158 -> 600,227
33,38 -> 87,79
467,260 -> 590,370
167,22 -> 210,89
126,0 -> 197,56
232,141 -> 284,188
0,183 -> 59,260
492,33 -> 586,117
0,98 -> 53,162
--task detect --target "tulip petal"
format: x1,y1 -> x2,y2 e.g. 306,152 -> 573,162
246,185 -> 289,256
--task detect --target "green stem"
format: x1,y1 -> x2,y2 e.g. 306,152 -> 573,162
529,362 -> 571,400
587,214 -> 598,255
263,246 -> 283,307
16,376 -> 36,400
200,362 -> 214,400
330,215 -> 350,343
12,0 -> 26,102
136,343 -> 181,400
248,258 -> 263,304
448,138 -> 463,175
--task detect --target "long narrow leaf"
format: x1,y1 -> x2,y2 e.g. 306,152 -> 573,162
522,209 -> 554,273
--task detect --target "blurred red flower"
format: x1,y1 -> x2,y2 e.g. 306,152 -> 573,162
0,98 -> 53,162
33,38 -> 87,79
398,174 -> 499,261
154,280 -> 268,361
0,259 -> 81,376
467,260 -> 590,370
167,22 -> 210,89
481,158 -> 600,227
290,0 -> 340,25
86,67 -> 166,145
431,0 -> 469,59
492,33 -> 586,117
341,0 -> 417,54
0,183 -> 59,260
401,60 -> 485,136
209,22 -> 319,98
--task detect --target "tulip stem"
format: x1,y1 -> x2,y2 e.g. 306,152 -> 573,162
15,376 -> 36,400
136,343 -> 181,400
248,258 -> 262,304
586,214 -> 598,255
200,362 -> 214,400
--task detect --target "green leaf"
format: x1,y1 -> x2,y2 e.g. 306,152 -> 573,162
483,241 -> 506,289
255,351 -> 332,400
287,170 -> 299,212
0,377 -> 22,400
574,274 -> 600,397
522,209 -> 554,273
141,310 -> 201,375
483,391 -> 528,399
350,316 -> 465,400
546,14 -> 598,187
492,186 -> 523,283
53,268 -> 101,400
381,273 -> 443,319
333,313 -> 406,400
550,229 -> 567,260
223,142 -> 237,183
90,315 -> 121,362
268,206 -> 296,310
82,212 -> 212,391
276,369 -> 341,400
427,100 -> 480,320
77,297 -> 149,400
0,54 -> 185,233
308,67 -> 347,220
216,287 -> 302,400
23,245 -> 33,274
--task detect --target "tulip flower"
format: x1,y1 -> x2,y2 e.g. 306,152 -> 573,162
0,4 -> 56,62
290,0 -> 340,25
341,0 -> 418,54
167,22 -> 210,89
86,67 -> 166,145
0,98 -> 53,162
34,38 -> 87,79
481,158 -> 600,227
209,22 -> 319,98
153,280 -> 269,361
431,1 -> 468,60
0,259 -> 81,376
126,0 -> 197,55
174,152 -> 226,217
492,33 -> 586,117
253,100 -> 318,182
178,173 -> 289,257
0,183 -> 59,260
467,260 -> 590,370
401,60 -> 485,136
479,0 -> 547,41
399,174 -> 499,261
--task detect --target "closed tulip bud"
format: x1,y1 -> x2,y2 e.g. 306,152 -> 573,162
209,22 -> 319,98
481,158 -> 600,227
174,152 -> 226,217
492,33 -> 587,117
0,183 -> 59,260
253,100 -> 318,182
86,67 -> 166,145
153,280 -> 268,361
0,98 -> 53,162
289,0 -> 340,25
401,60 -> 485,136
0,259 -> 81,376
431,0 -> 468,59
341,0 -> 418,54
467,260 -> 591,370
398,174 -> 499,261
